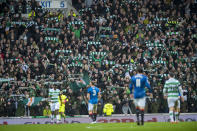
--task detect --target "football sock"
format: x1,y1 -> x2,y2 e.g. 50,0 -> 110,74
136,109 -> 140,125
169,111 -> 174,122
140,110 -> 144,125
175,112 -> 179,122
59,114 -> 61,120
56,114 -> 60,121
93,113 -> 97,121
51,114 -> 54,121
89,113 -> 94,121
62,113 -> 66,119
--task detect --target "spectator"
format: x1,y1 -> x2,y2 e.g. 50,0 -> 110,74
103,100 -> 114,116
0,0 -> 196,117
97,101 -> 103,116
43,106 -> 52,117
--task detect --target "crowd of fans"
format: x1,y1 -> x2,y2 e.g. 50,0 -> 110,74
0,0 -> 197,117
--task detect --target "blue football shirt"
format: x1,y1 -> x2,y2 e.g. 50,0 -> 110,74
129,74 -> 152,98
87,86 -> 100,104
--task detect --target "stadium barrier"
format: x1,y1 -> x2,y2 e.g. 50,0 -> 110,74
0,113 -> 197,125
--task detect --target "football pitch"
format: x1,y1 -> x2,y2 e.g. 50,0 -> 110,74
0,122 -> 197,131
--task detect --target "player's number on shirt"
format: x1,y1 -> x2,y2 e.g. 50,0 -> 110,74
93,89 -> 96,96
169,86 -> 177,92
136,79 -> 141,87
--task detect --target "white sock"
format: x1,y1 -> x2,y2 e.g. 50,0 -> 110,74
56,115 -> 60,121
175,112 -> 179,122
169,111 -> 174,122
51,114 -> 54,121
59,114 -> 61,121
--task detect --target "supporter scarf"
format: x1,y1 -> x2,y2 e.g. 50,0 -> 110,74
43,28 -> 61,32
45,37 -> 59,41
68,21 -> 84,29
87,41 -> 101,49
11,21 -> 38,28
0,78 -> 14,82
166,32 -> 180,36
47,17 -> 59,23
152,59 -> 166,65
147,24 -> 161,28
100,34 -> 118,38
67,63 -> 83,68
145,41 -> 164,48
99,27 -> 112,32
90,51 -> 107,56
103,60 -> 115,65
55,50 -> 72,54
154,18 -> 169,21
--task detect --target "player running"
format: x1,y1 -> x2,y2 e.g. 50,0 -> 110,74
163,73 -> 184,123
129,67 -> 152,125
48,85 -> 60,123
87,81 -> 101,124
58,91 -> 68,122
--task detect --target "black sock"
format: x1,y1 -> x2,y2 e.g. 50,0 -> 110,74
136,109 -> 140,124
89,114 -> 94,121
93,113 -> 97,121
141,110 -> 144,125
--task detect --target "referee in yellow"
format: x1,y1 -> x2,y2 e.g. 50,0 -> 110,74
58,91 -> 68,122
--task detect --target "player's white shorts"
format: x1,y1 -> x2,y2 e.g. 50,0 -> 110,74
167,97 -> 180,108
50,102 -> 60,112
134,97 -> 146,108
88,103 -> 97,112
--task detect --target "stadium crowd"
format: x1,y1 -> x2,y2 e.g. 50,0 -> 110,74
0,0 -> 197,117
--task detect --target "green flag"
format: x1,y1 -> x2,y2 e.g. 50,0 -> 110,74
82,70 -> 90,86
23,97 -> 43,106
69,70 -> 90,92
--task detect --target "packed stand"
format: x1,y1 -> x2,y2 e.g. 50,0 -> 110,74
0,0 -> 197,117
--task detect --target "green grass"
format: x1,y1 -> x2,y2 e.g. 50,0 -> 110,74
0,122 -> 197,131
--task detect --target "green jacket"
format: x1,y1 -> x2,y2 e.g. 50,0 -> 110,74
70,25 -> 82,39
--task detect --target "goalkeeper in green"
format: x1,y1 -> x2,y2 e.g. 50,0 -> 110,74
163,73 -> 184,123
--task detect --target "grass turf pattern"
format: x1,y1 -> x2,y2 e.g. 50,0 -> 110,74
0,122 -> 197,131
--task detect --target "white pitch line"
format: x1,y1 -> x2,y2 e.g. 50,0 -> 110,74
86,124 -> 137,130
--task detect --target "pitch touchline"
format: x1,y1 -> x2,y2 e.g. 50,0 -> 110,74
86,125 -> 138,129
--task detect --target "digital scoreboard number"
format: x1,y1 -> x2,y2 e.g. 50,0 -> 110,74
38,0 -> 67,8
